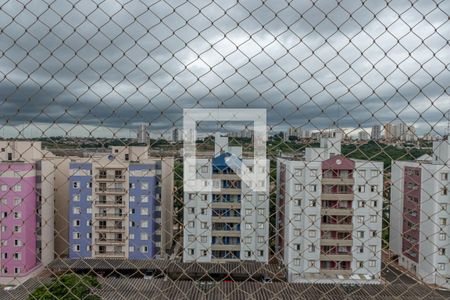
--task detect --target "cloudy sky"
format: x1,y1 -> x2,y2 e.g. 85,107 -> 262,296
0,0 -> 449,138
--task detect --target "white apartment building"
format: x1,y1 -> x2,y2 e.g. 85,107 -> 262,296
390,138 -> 450,289
183,135 -> 270,263
276,131 -> 383,283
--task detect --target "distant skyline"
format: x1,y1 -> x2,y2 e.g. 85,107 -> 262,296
1,0 -> 449,138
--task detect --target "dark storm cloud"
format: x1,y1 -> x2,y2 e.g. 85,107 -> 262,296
0,0 -> 449,137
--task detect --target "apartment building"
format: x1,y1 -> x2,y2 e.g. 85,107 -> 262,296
68,146 -> 174,259
183,134 -> 270,263
390,138 -> 450,288
276,132 -> 383,283
0,141 -> 56,284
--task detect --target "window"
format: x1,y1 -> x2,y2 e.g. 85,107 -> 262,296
294,184 -> 303,192
309,184 -> 317,192
358,185 -> 365,193
369,260 -> 376,267
441,173 -> 448,181
73,232 -> 80,239
129,234 -> 134,240
201,208 -> 206,215
73,207 -> 81,214
188,249 -> 194,255
360,170 -> 366,178
371,200 -> 378,207
441,204 -> 447,211
258,208 -> 264,215
438,248 -> 446,256
438,263 -> 445,271
140,233 -> 148,240
201,222 -> 207,229
258,222 -> 264,229
13,184 -> 21,192
201,166 -> 208,173
294,214 -> 301,221
294,229 -> 301,236
357,216 -> 364,224
201,236 -> 207,243
357,231 -> 365,238
442,187 -> 448,196
357,261 -> 364,268
141,196 -> 148,203
246,251 -> 252,258
294,168 -> 302,177
258,250 -> 264,257
1,253 -> 7,259
141,182 -> 148,190
73,245 -> 80,252
308,244 -> 315,253
202,194 -> 208,201
14,225 -> 21,233
14,268 -> 20,274
258,236 -> 264,243
245,236 -> 252,243
370,215 -> 377,223
73,194 -> 80,202
141,208 -> 149,216
294,258 -> 301,266
371,170 -> 378,177
86,195 -> 92,202
370,245 -> 377,253
309,199 -> 316,207
357,246 -> 364,253
202,250 -> 208,256
358,201 -> 366,208
129,183 -> 135,189
440,218 -> 447,226
308,230 -> 316,238
140,220 -> 148,228
188,207 -> 195,214
73,220 -> 80,227
294,244 -> 301,251
308,261 -> 315,267
188,221 -> 194,228
295,198 -> 302,206
86,208 -> 92,214
129,196 -> 135,202
309,215 -> 316,222
245,223 -> 252,230
310,169 -> 317,177
370,185 -> 377,192
140,246 -> 148,253
188,235 -> 195,242
0,185 -> 7,191
370,231 -> 377,238
72,182 -> 79,189
129,246 -> 134,252
1,198 -> 6,205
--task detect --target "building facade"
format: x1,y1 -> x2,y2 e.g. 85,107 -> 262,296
0,141 -> 56,284
276,133 -> 383,283
371,125 -> 381,141
390,139 -> 450,288
68,146 -> 174,259
183,135 -> 269,263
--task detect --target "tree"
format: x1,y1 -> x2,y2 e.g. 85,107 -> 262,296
28,273 -> 100,300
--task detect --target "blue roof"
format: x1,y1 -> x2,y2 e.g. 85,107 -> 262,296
213,152 -> 242,170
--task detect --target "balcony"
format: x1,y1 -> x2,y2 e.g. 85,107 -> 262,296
95,188 -> 126,194
320,269 -> 352,276
321,193 -> 353,201
95,251 -> 126,258
211,202 -> 241,209
95,175 -> 126,182
212,216 -> 241,223
321,224 -> 353,231
215,188 -> 241,195
320,239 -> 353,247
95,239 -> 125,245
95,213 -> 126,220
212,173 -> 241,180
211,244 -> 240,251
321,177 -> 354,185
95,201 -> 126,207
321,208 -> 353,216
95,226 -> 126,232
211,230 -> 241,237
320,253 -> 353,261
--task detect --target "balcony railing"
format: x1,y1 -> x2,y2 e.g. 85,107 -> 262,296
95,226 -> 125,232
95,213 -> 126,219
95,201 -> 126,206
95,239 -> 125,244
95,187 -> 126,194
95,251 -> 125,258
95,175 -> 126,181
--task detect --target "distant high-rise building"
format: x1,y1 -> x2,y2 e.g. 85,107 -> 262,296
390,139 -> 450,289
276,133 -> 383,283
172,128 -> 179,143
137,123 -> 149,144
358,131 -> 370,141
371,125 -> 381,140
384,124 -> 394,141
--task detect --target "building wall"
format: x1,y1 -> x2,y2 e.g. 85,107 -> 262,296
0,163 -> 37,277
